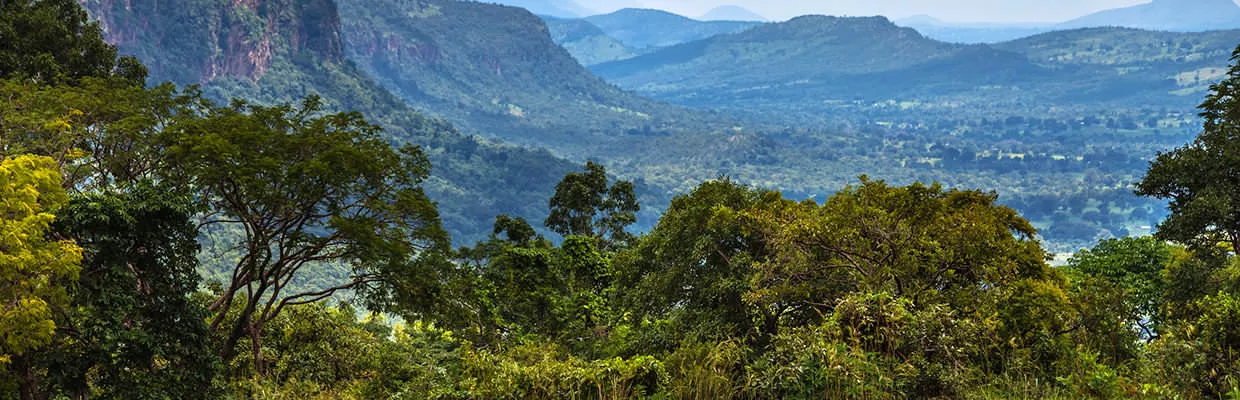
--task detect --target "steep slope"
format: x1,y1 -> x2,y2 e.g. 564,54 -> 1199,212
336,0 -> 722,154
80,0 -> 577,243
543,16 -> 639,65
593,16 -> 1240,113
1061,0 -> 1240,31
699,5 -> 766,22
491,0 -> 594,18
592,16 -> 979,102
584,8 -> 762,49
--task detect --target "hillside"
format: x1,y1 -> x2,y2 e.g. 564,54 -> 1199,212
490,0 -> 594,18
584,8 -> 762,49
80,0 -> 577,243
699,5 -> 766,22
335,0 -> 727,155
543,16 -> 639,65
1061,0 -> 1240,32
594,16 -> 1240,113
592,16 -> 993,103
896,16 -> 1052,43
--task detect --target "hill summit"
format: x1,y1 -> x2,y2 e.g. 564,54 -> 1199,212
1061,0 -> 1240,31
699,5 -> 766,22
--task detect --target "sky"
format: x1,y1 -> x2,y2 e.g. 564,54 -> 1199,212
577,0 -> 1182,23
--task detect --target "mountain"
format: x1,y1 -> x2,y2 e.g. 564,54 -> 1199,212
490,0 -> 594,18
896,15 -> 1052,43
80,0 -> 577,243
542,16 -> 639,65
584,8 -> 762,49
593,15 -> 1240,114
699,5 -> 766,22
335,0 -> 726,156
592,16 -> 986,102
1061,0 -> 1240,31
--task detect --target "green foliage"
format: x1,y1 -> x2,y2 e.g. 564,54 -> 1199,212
546,162 -> 639,247
1138,45 -> 1240,253
163,95 -> 453,370
0,0 -> 144,85
0,155 -> 81,383
1066,237 -> 1174,336
32,184 -> 217,399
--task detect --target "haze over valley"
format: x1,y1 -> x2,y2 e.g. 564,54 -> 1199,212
7,0 -> 1240,397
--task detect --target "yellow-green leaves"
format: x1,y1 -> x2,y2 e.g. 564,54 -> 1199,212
0,155 -> 81,363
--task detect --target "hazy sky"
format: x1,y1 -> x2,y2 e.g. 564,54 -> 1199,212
579,0 -> 1201,23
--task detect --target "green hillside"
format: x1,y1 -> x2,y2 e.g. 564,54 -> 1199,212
542,16 -> 639,65
336,0 -> 727,156
584,8 -> 762,50
594,17 -> 1240,114
80,0 -> 577,243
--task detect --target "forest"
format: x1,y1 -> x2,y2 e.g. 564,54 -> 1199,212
6,1 -> 1240,399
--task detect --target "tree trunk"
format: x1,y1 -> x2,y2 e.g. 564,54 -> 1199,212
15,355 -> 44,400
250,323 -> 265,376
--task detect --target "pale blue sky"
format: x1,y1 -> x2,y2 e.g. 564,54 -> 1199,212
578,0 -> 1223,23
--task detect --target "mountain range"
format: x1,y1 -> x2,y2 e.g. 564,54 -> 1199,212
593,15 -> 1240,117
584,8 -> 763,50
490,0 -> 595,18
1062,0 -> 1240,32
699,5 -> 766,22
902,0 -> 1240,43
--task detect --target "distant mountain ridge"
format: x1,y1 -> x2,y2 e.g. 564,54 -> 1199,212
699,5 -> 766,22
490,0 -> 594,18
593,15 -> 1240,114
584,8 -> 763,49
542,16 -> 640,65
902,0 -> 1240,43
1061,0 -> 1240,32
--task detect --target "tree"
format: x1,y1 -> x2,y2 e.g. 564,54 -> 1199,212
0,155 -> 82,400
0,78 -> 197,190
745,177 -> 1055,316
616,178 -> 776,342
1137,45 -> 1240,252
1065,237 -> 1174,337
34,184 -> 217,399
545,161 -> 639,248
161,96 -> 451,373
0,0 -> 145,85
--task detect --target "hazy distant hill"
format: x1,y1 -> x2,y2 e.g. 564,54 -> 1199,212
490,0 -> 594,18
592,16 -> 984,100
897,15 -> 1051,43
1061,0 -> 1240,31
542,16 -> 640,65
594,16 -> 1240,114
699,5 -> 766,22
584,8 -> 762,49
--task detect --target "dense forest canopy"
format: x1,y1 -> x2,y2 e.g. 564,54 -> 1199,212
4,0 -> 1240,399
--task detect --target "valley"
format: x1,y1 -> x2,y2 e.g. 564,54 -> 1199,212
10,0 -> 1240,397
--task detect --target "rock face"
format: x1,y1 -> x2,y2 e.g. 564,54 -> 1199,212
80,0 -> 344,84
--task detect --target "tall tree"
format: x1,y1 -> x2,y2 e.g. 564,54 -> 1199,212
36,184 -> 216,399
161,96 -> 451,373
1137,45 -> 1240,252
0,155 -> 82,400
0,0 -> 145,85
616,178 -> 775,341
545,161 -> 639,248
